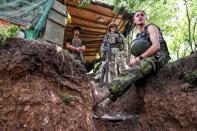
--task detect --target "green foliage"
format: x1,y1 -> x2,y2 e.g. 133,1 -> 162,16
131,0 -> 197,60
60,93 -> 80,105
182,71 -> 197,82
78,0 -> 91,8
114,0 -> 145,13
0,24 -> 20,44
78,0 -> 197,60
63,95 -> 74,105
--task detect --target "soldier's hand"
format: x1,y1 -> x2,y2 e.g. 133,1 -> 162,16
75,47 -> 81,52
128,57 -> 139,67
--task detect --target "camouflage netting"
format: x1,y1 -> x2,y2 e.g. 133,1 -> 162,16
0,0 -> 55,39
0,38 -> 96,130
0,0 -> 54,27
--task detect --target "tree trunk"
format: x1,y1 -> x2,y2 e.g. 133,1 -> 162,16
193,20 -> 197,51
185,0 -> 194,52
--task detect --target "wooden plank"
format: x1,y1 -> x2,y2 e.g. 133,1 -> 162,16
65,29 -> 106,35
81,37 -> 103,42
85,48 -> 99,51
64,26 -> 106,34
48,10 -> 66,27
44,19 -> 64,46
85,40 -> 102,44
86,44 -> 101,47
67,25 -> 106,33
64,32 -> 104,38
67,5 -> 114,23
66,1 -> 118,18
68,17 -> 107,29
52,0 -> 67,17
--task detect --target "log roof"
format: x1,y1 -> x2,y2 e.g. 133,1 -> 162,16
63,0 -> 128,62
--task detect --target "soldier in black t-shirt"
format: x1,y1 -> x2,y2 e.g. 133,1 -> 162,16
66,26 -> 86,63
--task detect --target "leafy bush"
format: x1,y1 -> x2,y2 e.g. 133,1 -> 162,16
0,25 -> 20,44
182,71 -> 197,84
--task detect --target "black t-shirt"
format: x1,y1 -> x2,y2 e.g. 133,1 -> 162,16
66,37 -> 85,54
66,37 -> 85,46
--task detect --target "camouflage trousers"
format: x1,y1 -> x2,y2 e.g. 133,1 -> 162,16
72,53 -> 84,65
110,48 -> 128,75
97,48 -> 128,85
108,52 -> 170,101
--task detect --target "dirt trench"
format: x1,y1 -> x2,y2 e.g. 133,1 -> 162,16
0,38 -> 196,131
94,52 -> 197,131
0,38 -> 95,131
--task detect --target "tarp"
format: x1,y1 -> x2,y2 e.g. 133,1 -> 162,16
0,0 -> 55,39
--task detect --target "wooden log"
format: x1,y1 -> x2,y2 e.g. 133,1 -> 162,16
66,1 -> 118,18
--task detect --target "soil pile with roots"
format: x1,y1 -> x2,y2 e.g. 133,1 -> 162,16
0,38 -> 95,131
0,38 -> 196,131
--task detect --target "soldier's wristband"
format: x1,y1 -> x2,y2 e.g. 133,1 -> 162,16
139,55 -> 144,60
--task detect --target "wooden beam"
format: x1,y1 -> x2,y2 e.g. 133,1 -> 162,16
64,27 -> 106,34
85,45 -> 101,48
67,5 -> 115,24
67,16 -> 107,29
66,1 -> 119,18
64,30 -> 106,37
64,32 -> 104,38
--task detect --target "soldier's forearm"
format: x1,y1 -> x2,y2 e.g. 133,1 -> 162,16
80,46 -> 86,51
66,44 -> 77,51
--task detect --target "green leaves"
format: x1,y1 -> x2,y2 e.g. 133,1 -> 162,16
78,0 -> 197,60
78,0 -> 91,8
0,24 -> 20,44
132,0 -> 197,60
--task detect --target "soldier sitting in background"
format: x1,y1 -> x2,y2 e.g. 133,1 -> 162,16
66,26 -> 86,64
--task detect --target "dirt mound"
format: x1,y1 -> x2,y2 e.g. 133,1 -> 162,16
0,38 -> 95,131
95,52 -> 197,131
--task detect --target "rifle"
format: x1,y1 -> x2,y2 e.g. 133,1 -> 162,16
99,37 -> 111,88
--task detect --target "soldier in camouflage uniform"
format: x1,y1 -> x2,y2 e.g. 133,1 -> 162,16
66,26 -> 86,64
94,10 -> 170,104
97,22 -> 128,86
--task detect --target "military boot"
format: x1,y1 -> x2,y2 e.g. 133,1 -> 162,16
99,98 -> 112,108
93,87 -> 110,105
94,98 -> 112,118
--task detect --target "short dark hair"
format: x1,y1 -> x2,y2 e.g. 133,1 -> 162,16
134,10 -> 146,16
72,25 -> 81,32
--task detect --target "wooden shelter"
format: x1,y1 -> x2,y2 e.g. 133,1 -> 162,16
63,0 -> 128,62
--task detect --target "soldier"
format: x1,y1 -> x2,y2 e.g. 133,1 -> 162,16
94,10 -> 171,105
96,22 -> 128,87
66,26 -> 86,64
